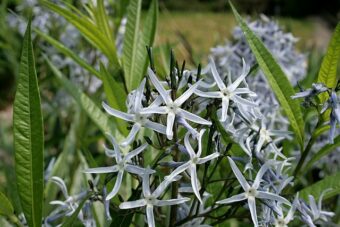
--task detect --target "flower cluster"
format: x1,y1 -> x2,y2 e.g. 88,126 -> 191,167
42,54 -> 334,226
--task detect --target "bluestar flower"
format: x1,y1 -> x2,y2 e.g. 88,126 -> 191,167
103,78 -> 167,146
307,190 -> 335,222
291,83 -> 328,99
45,176 -> 89,225
195,57 -> 257,122
216,157 -> 290,227
164,130 -> 219,203
141,68 -> 211,140
321,92 -> 340,143
84,134 -> 154,200
119,173 -> 190,227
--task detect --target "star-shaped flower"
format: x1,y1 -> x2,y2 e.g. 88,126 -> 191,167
84,134 -> 154,200
195,57 -> 257,122
119,173 -> 190,227
103,78 -> 167,146
165,130 -> 220,203
141,68 -> 211,140
216,157 -> 290,227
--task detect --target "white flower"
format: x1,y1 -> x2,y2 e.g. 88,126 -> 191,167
84,134 -> 154,200
216,157 -> 290,227
307,190 -> 335,222
195,57 -> 257,122
103,78 -> 167,146
141,68 -> 211,140
119,173 -> 190,227
165,130 -> 219,203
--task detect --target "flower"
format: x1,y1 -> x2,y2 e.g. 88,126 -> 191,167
291,83 -> 328,99
84,134 -> 154,200
216,157 -> 290,227
165,130 -> 219,203
321,92 -> 340,143
119,173 -> 190,227
103,78 -> 167,146
195,57 -> 257,122
141,68 -> 211,140
45,176 -> 89,225
307,190 -> 335,222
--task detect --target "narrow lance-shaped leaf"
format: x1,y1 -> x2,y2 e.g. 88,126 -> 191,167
13,21 -> 44,227
299,171 -> 340,201
304,135 -> 340,171
317,23 -> 340,120
45,58 -> 117,136
0,192 -> 14,217
123,0 -> 142,91
230,2 -> 305,148
34,29 -> 102,79
42,1 -> 119,66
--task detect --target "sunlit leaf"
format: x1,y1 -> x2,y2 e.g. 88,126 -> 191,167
13,21 -> 44,227
299,171 -> 340,201
230,2 -> 305,148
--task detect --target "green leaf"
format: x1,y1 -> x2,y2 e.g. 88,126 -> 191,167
123,0 -> 158,91
317,23 -> 340,102
123,0 -> 142,91
230,2 -> 305,148
299,171 -> 340,201
46,58 -> 117,136
92,0 -> 114,42
35,29 -> 102,79
42,1 -> 119,66
13,22 -> 44,227
0,192 -> 13,217
304,135 -> 340,171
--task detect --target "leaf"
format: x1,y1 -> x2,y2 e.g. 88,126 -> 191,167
304,135 -> 340,171
13,21 -> 44,227
123,0 -> 142,91
46,58 -> 117,136
0,192 -> 13,217
230,2 -> 305,148
299,171 -> 340,201
317,23 -> 340,102
92,0 -> 114,42
42,1 -> 119,66
35,29 -> 102,79
123,0 -> 158,91
317,23 -> 340,120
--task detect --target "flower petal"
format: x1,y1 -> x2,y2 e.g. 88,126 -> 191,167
175,81 -> 201,106
142,174 -> 151,197
184,131 -> 196,159
144,120 -> 167,134
248,197 -> 259,227
256,191 -> 290,205
166,112 -> 176,140
216,193 -> 246,204
147,68 -> 172,104
228,58 -> 249,91
134,78 -> 146,112
146,206 -> 155,227
121,123 -> 141,147
155,198 -> 190,207
180,109 -> 211,125
197,153 -> 220,164
252,165 -> 268,189
102,102 -> 134,121
194,89 -> 221,98
227,157 -> 250,191
209,57 -> 226,91
125,164 -> 155,175
190,164 -> 203,204
106,171 -> 124,200
221,98 -> 229,122
50,176 -> 69,198
119,199 -> 147,209
124,143 -> 148,161
84,166 -> 118,174
140,106 -> 168,115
